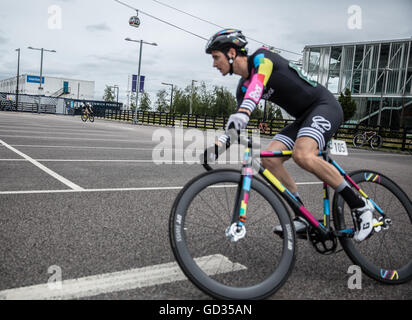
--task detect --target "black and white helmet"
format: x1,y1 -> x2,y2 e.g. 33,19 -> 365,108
205,29 -> 248,55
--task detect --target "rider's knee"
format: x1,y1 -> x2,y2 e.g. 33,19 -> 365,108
292,149 -> 315,171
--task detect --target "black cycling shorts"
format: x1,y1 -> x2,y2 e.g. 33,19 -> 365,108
273,93 -> 343,151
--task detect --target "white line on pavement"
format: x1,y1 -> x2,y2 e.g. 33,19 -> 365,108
0,139 -> 84,191
10,145 -> 166,151
0,158 -> 238,164
0,135 -> 151,143
0,254 -> 246,300
0,182 -> 323,195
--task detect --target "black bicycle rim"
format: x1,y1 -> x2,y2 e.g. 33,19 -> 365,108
170,169 -> 296,299
333,170 -> 412,284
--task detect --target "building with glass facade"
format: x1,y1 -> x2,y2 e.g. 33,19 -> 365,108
303,38 -> 412,128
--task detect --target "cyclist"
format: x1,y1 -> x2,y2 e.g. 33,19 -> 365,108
83,103 -> 93,117
206,29 -> 374,242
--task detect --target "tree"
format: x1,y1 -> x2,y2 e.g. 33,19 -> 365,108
196,82 -> 214,115
154,83 -> 236,116
155,89 -> 169,112
172,87 -> 190,114
338,88 -> 357,122
139,91 -> 151,111
211,86 -> 237,116
129,92 -> 136,111
103,86 -> 115,102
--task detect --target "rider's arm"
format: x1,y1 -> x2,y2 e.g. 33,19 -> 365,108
238,52 -> 274,115
217,52 -> 274,147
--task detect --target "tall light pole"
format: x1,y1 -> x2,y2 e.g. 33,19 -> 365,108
15,49 -> 20,109
377,66 -> 393,127
190,80 -> 197,115
161,82 -> 174,113
27,47 -> 56,92
125,38 -> 157,124
114,85 -> 119,105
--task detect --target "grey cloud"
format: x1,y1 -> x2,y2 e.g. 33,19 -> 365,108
0,34 -> 9,44
86,23 -> 112,32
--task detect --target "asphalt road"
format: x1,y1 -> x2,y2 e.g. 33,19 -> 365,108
0,111 -> 411,300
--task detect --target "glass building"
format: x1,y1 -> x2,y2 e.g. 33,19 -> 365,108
303,38 -> 412,128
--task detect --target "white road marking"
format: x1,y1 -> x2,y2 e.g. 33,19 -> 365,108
0,254 -> 246,300
0,181 -> 322,195
0,186 -> 184,195
0,139 -> 84,191
8,145 -> 178,151
0,158 -> 240,164
0,135 -> 152,143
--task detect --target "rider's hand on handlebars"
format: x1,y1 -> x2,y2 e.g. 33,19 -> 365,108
225,112 -> 250,131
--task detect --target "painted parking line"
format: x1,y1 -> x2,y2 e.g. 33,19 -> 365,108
0,254 -> 246,300
0,139 -> 84,191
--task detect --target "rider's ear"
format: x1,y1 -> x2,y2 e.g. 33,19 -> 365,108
228,48 -> 237,60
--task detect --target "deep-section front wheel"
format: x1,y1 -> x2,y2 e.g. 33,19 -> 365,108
170,169 -> 296,299
333,170 -> 412,284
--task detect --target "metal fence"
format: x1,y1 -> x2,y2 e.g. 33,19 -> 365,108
0,92 -> 59,114
98,109 -> 412,152
1,98 -> 410,152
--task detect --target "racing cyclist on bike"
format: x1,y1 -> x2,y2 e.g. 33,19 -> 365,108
84,103 -> 93,117
205,29 -> 374,242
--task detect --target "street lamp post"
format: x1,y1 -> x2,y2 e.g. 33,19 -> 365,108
190,80 -> 197,115
125,38 -> 157,124
114,85 -> 119,105
161,82 -> 174,113
27,47 -> 56,92
15,49 -> 20,110
377,66 -> 393,127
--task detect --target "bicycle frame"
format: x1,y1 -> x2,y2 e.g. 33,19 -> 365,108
233,143 -> 385,238
364,131 -> 377,142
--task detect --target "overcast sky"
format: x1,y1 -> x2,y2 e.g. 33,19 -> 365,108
0,0 -> 411,104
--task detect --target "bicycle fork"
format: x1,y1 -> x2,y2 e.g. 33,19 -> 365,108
225,148 -> 253,242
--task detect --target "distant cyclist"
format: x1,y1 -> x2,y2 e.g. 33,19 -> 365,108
83,103 -> 93,116
205,29 -> 374,242
85,103 -> 93,115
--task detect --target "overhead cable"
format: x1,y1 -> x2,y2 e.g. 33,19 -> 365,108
151,0 -> 303,56
114,0 -> 208,41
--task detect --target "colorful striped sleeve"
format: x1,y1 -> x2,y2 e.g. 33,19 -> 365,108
239,53 -> 274,113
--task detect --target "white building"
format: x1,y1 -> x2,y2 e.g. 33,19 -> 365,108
0,74 -> 95,100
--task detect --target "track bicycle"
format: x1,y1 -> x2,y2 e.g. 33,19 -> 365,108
169,130 -> 412,300
353,130 -> 383,149
257,121 -> 269,135
81,111 -> 95,123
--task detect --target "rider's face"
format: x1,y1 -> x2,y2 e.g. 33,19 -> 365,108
211,50 -> 230,76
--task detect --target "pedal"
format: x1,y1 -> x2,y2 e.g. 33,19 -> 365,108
373,218 -> 382,232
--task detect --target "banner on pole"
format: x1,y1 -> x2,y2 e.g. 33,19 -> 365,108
132,75 -> 145,93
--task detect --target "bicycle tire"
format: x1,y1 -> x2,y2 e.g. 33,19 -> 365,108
353,134 -> 366,148
81,114 -> 87,122
89,115 -> 95,123
169,169 -> 296,300
332,170 -> 412,284
370,135 -> 382,149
